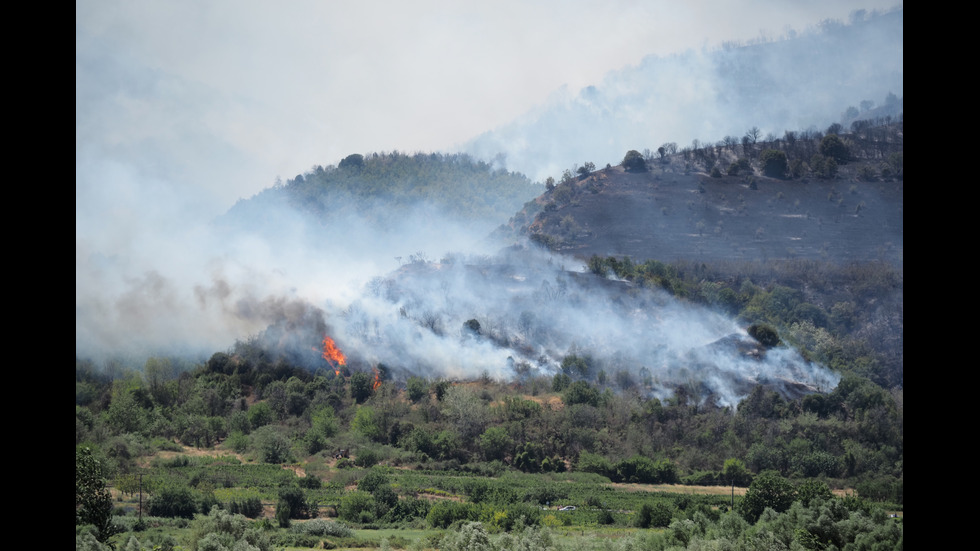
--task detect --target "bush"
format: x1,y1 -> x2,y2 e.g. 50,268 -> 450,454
747,323 -> 780,348
635,501 -> 673,528
358,467 -> 390,493
819,134 -> 850,163
354,449 -> 380,467
190,506 -> 271,551
406,376 -> 429,403
759,149 -> 788,178
147,485 -> 198,519
738,471 -> 796,522
427,501 -> 479,528
294,518 -> 354,537
622,150 -> 647,172
251,425 -> 293,464
298,475 -> 321,490
338,491 -> 375,523
277,486 -> 314,520
228,497 -> 263,518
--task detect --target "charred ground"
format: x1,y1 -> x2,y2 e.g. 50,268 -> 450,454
505,122 -> 902,268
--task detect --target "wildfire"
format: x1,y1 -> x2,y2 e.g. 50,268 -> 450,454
321,336 -> 346,377
371,367 -> 382,391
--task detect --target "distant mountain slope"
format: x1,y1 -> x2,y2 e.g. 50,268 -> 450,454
222,151 -> 541,231
467,9 -> 903,182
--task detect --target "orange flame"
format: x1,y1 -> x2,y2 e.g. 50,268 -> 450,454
321,336 -> 346,376
371,367 -> 382,391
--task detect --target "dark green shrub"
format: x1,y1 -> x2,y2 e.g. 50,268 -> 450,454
622,150 -> 647,172
228,497 -> 263,518
738,471 -> 796,522
819,134 -> 850,163
597,509 -> 615,525
277,486 -> 314,520
759,149 -> 788,178
358,468 -> 390,493
747,323 -> 780,348
298,475 -> 321,490
147,485 -> 198,519
338,491 -> 375,523
354,449 -> 380,468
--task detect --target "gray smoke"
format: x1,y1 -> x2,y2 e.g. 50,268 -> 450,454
327,244 -> 839,407
465,9 -> 903,182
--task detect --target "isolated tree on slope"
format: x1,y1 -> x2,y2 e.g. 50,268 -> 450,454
622,150 -> 647,172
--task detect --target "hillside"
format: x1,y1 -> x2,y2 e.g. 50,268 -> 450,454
507,123 -> 902,267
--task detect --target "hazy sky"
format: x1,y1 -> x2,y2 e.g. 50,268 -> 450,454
77,0 -> 900,214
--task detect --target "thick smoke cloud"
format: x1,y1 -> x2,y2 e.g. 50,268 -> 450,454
329,245 -> 839,407
75,180 -> 506,364
77,178 -> 839,407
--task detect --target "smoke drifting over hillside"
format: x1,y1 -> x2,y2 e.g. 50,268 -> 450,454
75,2 -> 898,404
80,174 -> 845,408
329,247 -> 840,407
466,9 -> 903,181
76,172 -> 840,407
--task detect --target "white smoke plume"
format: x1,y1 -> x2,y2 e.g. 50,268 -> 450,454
466,9 -> 903,181
326,244 -> 840,408
77,175 -> 840,408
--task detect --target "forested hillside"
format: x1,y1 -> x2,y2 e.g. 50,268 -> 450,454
221,151 -> 540,234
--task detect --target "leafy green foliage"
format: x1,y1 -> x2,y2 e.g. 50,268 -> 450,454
738,471 -> 796,522
819,134 -> 850,163
747,323 -> 780,348
147,484 -> 198,519
76,446 -> 119,542
406,376 -> 429,403
276,485 -> 314,521
759,149 -> 788,178
349,372 -> 375,404
635,501 -> 674,528
251,425 -> 293,464
622,150 -> 647,172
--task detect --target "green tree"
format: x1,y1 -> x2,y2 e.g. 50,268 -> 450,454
76,446 -> 118,543
796,479 -> 833,506
351,405 -> 382,441
819,134 -> 850,164
759,149 -> 788,178
723,458 -> 749,508
247,402 -> 274,429
277,485 -> 313,521
622,150 -> 647,172
747,323 -> 780,348
738,471 -> 796,522
350,371 -> 375,403
635,501 -> 673,528
563,380 -> 600,407
479,426 -> 513,461
406,376 -> 429,403
338,153 -> 365,171
338,491 -> 376,523
147,484 -> 198,518
251,425 -> 293,464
